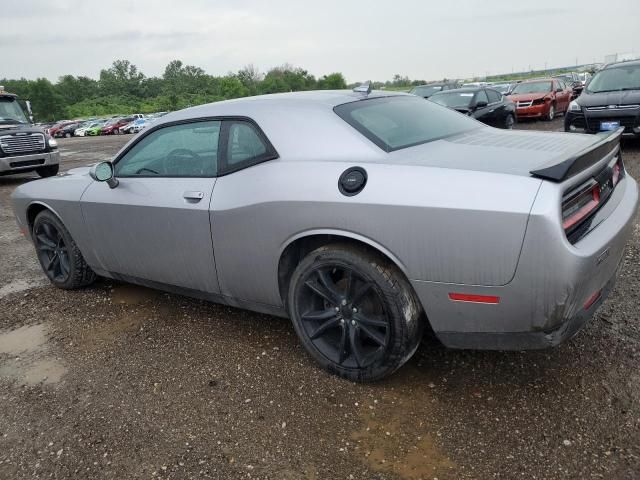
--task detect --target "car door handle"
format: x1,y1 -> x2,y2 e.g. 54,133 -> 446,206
183,191 -> 204,201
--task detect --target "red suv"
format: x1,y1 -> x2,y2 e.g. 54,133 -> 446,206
507,79 -> 572,121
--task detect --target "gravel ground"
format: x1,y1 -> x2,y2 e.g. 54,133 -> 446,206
0,121 -> 639,480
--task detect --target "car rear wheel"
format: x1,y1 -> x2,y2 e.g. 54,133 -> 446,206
504,113 -> 515,129
288,244 -> 423,382
545,103 -> 555,121
33,210 -> 96,290
36,165 -> 59,178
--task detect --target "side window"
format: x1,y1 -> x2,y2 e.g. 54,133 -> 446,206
556,80 -> 564,91
475,90 -> 489,105
224,121 -> 274,170
486,89 -> 501,103
114,121 -> 220,177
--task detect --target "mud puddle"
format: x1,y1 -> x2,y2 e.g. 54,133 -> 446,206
110,283 -> 163,305
0,323 -> 66,385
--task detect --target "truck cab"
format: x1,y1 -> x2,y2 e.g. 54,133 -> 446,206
0,86 -> 60,178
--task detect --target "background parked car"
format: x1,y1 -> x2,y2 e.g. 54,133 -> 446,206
76,120 -> 106,137
48,121 -> 74,137
490,83 -> 513,95
507,78 -> 572,121
565,59 -> 640,135
429,87 -> 517,129
553,73 -> 583,99
121,118 -> 147,134
54,121 -> 82,138
409,82 -> 459,98
101,117 -> 134,135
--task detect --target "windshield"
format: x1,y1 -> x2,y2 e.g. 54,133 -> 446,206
334,96 -> 479,152
0,97 -> 29,124
410,85 -> 443,97
511,82 -> 552,94
586,65 -> 640,93
429,91 -> 475,108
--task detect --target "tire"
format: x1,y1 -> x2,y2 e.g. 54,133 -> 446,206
287,244 -> 424,382
64,132 -> 71,138
545,103 -> 555,121
32,210 -> 96,290
36,164 -> 59,178
504,113 -> 515,130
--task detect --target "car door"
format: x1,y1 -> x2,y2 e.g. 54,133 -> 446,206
485,89 -> 505,127
554,80 -> 569,111
471,89 -> 492,125
80,119 -> 222,294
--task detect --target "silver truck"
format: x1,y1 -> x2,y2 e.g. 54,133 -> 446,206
0,86 -> 60,178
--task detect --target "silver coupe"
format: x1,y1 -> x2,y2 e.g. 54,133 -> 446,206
12,89 -> 639,382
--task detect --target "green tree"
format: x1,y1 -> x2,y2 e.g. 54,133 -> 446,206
260,65 -> 317,94
317,73 -> 347,90
28,78 -> 66,121
99,60 -> 145,97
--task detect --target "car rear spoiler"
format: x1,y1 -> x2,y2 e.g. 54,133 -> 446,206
530,127 -> 624,182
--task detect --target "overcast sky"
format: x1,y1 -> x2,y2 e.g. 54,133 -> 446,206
1,0 -> 639,82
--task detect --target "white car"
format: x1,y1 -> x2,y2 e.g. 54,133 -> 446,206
121,118 -> 147,134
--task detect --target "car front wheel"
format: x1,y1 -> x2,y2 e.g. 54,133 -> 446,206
504,113 -> 515,129
288,244 -> 423,382
545,103 -> 555,121
32,210 -> 96,290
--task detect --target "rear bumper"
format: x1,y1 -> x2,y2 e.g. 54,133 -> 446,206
412,173 -> 639,350
0,151 -> 60,174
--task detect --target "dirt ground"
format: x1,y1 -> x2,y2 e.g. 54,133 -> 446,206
1,121 -> 639,480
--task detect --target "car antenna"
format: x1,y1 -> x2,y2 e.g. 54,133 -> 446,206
353,81 -> 372,95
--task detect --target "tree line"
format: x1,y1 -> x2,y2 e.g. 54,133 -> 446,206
1,60 -> 350,122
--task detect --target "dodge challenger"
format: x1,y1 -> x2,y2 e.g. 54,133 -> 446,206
11,89 -> 639,382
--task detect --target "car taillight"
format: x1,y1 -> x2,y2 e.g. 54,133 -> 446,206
612,155 -> 624,186
562,179 -> 600,231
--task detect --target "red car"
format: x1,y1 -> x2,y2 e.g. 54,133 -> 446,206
507,79 -> 573,121
101,117 -> 135,135
47,121 -> 75,137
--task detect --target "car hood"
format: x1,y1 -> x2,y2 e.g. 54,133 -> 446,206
388,127 -> 601,178
0,124 -> 46,135
508,93 -> 548,102
576,89 -> 640,107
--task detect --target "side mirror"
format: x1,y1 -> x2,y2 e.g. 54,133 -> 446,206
474,100 -> 488,109
89,161 -> 119,189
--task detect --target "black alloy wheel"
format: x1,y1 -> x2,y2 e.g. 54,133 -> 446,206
32,210 -> 96,289
34,221 -> 71,283
297,265 -> 390,369
288,244 -> 423,382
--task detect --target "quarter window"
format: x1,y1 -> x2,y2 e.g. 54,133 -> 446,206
114,121 -> 220,177
225,121 -> 272,168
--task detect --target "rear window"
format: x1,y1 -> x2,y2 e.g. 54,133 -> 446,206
334,96 -> 479,152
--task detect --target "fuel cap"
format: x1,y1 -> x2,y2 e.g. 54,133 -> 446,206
339,167 -> 367,196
